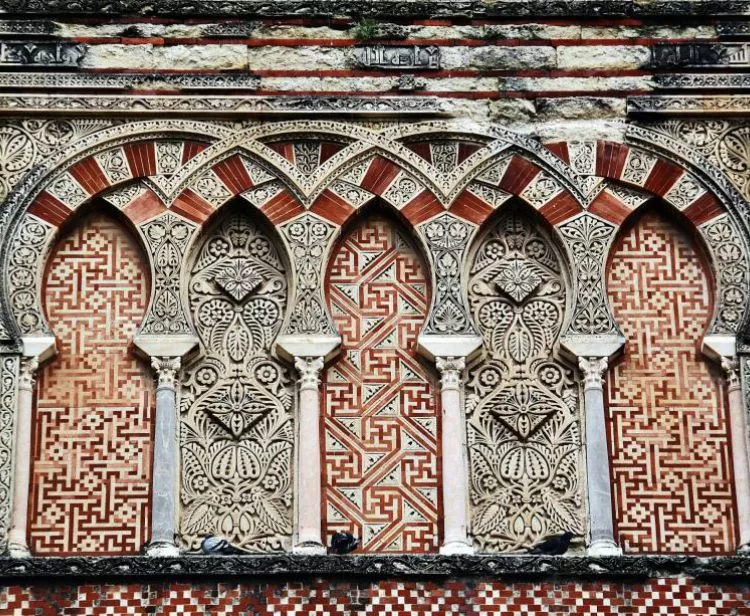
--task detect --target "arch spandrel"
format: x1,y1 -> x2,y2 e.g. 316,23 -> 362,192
465,203 -> 583,553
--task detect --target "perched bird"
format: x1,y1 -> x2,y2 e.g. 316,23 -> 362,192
527,532 -> 574,555
201,535 -> 248,555
329,531 -> 360,555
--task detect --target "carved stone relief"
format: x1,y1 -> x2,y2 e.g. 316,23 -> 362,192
558,213 -> 619,336
465,206 -> 583,552
0,354 -> 18,553
419,213 -> 478,336
139,212 -> 197,336
179,209 -> 294,553
279,214 -> 337,337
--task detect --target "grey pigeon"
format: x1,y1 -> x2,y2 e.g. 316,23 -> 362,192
528,531 -> 574,555
201,535 -> 247,555
330,531 -> 360,554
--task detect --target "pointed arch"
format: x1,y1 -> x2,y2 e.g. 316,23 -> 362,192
605,203 -> 736,554
464,200 -> 583,552
321,208 -> 441,553
30,203 -> 154,555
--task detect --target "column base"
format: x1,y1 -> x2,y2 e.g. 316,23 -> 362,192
293,541 -> 327,555
440,541 -> 476,555
737,543 -> 750,554
144,541 -> 180,557
8,542 -> 31,559
587,540 -> 622,557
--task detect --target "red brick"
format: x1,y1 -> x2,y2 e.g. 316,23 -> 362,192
588,190 -> 633,225
644,159 -> 684,196
458,142 -> 482,164
498,155 -> 541,194
449,189 -> 494,225
360,157 -> 402,195
320,142 -> 344,164
261,190 -> 304,225
123,190 -> 167,225
268,142 -> 295,163
28,191 -> 73,227
401,190 -> 444,226
69,158 -> 111,195
538,191 -> 583,225
311,189 -> 356,225
684,192 -> 725,227
544,142 -> 570,165
182,141 -> 208,164
406,142 -> 432,163
596,141 -> 629,179
171,189 -> 215,223
124,142 -> 157,177
212,155 -> 253,195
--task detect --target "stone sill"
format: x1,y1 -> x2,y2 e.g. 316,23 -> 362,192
0,554 -> 749,581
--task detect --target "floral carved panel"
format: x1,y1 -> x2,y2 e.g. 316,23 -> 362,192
179,209 -> 293,553
466,206 -> 583,553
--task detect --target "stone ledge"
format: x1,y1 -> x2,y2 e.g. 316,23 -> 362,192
0,554 -> 749,580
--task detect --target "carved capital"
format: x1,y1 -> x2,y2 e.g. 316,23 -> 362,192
18,357 -> 39,392
295,356 -> 325,391
151,356 -> 181,390
578,357 -> 608,391
436,356 -> 465,392
722,356 -> 741,391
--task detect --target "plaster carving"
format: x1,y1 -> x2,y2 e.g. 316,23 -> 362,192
0,354 -> 18,552
0,42 -> 86,66
139,213 -> 197,336
179,209 -> 293,553
465,206 -> 583,552
419,213 -> 478,336
558,213 -> 619,336
279,214 -> 337,337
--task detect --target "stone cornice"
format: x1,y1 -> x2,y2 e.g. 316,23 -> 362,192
628,95 -> 750,116
1,554 -> 750,580
0,94 -> 451,117
2,0 -> 748,17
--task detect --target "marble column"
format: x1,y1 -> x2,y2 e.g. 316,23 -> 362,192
579,356 -> 621,556
145,356 -> 181,557
436,356 -> 474,555
722,357 -> 750,551
8,357 -> 38,558
293,356 -> 326,555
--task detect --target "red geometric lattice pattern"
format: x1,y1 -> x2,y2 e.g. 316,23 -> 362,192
606,208 -> 735,553
323,216 -> 440,553
30,211 -> 154,555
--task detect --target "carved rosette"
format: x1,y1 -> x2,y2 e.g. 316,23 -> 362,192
179,210 -> 293,553
466,207 -> 583,553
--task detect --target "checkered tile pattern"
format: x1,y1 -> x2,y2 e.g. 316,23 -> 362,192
1,578 -> 749,614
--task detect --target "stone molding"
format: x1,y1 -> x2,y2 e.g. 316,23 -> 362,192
628,95 -> 750,116
0,554 -> 750,579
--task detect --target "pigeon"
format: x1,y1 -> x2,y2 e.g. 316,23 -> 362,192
200,535 -> 248,555
527,531 -> 574,555
329,531 -> 360,555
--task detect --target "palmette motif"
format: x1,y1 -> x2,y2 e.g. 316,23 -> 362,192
466,207 -> 583,553
179,211 -> 294,553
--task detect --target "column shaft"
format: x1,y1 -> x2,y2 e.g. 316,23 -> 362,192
8,358 -> 37,558
294,357 -> 326,554
724,358 -> 750,549
437,357 -> 474,555
579,357 -> 621,556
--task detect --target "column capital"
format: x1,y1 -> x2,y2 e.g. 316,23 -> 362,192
722,356 -> 741,392
295,356 -> 325,392
578,356 -> 608,391
18,357 -> 39,392
436,356 -> 465,392
151,356 -> 181,390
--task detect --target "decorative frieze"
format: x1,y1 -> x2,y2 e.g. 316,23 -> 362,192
0,72 -> 260,90
655,74 -> 750,90
352,45 -> 440,70
651,43 -> 750,68
628,95 -> 750,116
0,41 -> 86,66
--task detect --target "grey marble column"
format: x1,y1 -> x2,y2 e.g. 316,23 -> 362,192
145,356 -> 181,557
579,356 -> 621,556
436,356 -> 475,555
8,357 -> 37,558
722,357 -> 750,551
293,356 -> 326,555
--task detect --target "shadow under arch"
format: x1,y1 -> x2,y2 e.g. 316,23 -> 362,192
462,197 -> 585,554
31,198 -> 155,556
603,197 -> 736,554
320,199 -> 444,553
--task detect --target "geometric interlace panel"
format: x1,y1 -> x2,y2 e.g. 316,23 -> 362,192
31,211 -> 153,555
607,207 -> 735,553
179,209 -> 294,552
466,206 -> 583,553
323,216 -> 440,553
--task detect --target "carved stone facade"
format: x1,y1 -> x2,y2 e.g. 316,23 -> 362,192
1,3 -> 750,607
